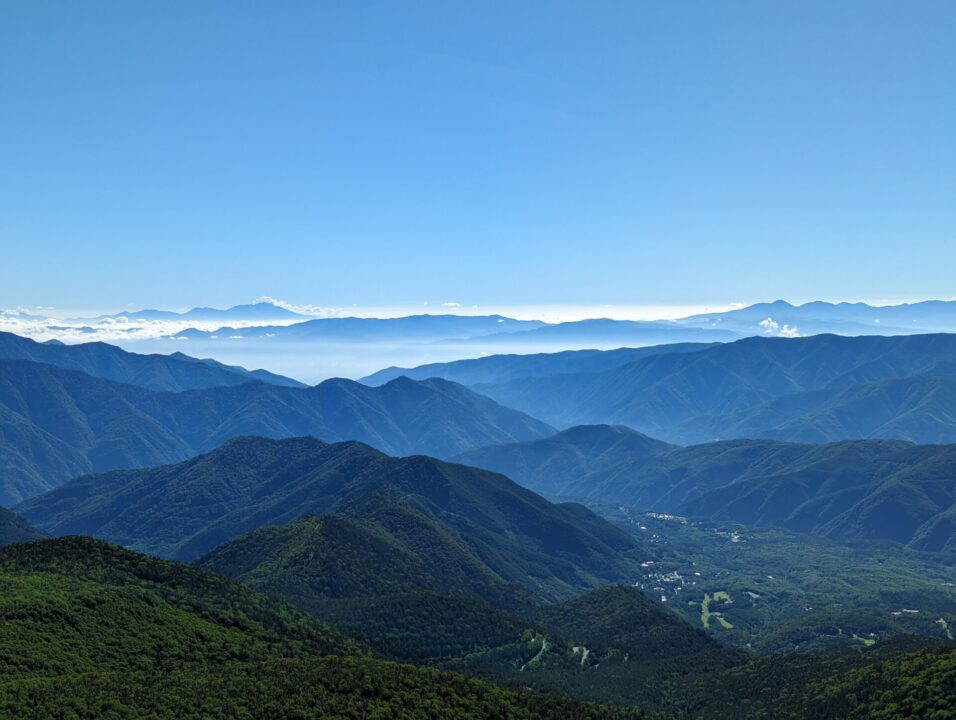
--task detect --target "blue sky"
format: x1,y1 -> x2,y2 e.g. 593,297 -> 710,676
2,1 -> 955,314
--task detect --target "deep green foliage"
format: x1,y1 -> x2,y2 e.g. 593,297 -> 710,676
198,505 -> 534,611
302,591 -> 531,663
539,586 -> 716,658
677,637 -> 956,719
444,584 -> 744,710
0,537 -> 649,720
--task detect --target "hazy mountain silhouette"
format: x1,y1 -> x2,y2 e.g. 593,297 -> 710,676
0,361 -> 553,505
0,331 -> 303,391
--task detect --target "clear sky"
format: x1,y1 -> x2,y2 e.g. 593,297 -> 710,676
2,1 -> 954,314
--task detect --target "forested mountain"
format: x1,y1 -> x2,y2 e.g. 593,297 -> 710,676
0,362 -> 194,505
453,425 -> 676,497
361,342 -> 714,386
0,537 -> 636,720
677,372 -> 956,444
0,506 -> 44,545
197,508 -> 536,662
444,584 -> 956,716
456,334 -> 956,444
0,330 -> 303,390
677,637 -> 956,720
0,360 -> 553,505
18,436 -> 643,596
463,434 -> 956,551
198,501 -> 534,608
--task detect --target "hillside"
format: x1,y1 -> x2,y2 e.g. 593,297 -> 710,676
198,507 -> 537,661
452,425 -> 676,497
19,436 -> 644,598
478,437 -> 956,551
448,584 -> 955,715
462,334 -> 956,444
0,361 -> 195,504
0,537 -> 637,719
447,584 -> 742,709
199,512 -> 743,701
679,637 -> 956,720
0,360 -> 553,504
362,343 -> 716,386
0,506 -> 44,545
0,330 -> 303,390
677,372 -> 956,444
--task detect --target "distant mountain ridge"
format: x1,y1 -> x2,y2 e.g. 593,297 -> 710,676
677,298 -> 956,336
0,331 -> 304,391
454,333 -> 956,445
174,314 -> 546,341
78,300 -> 309,323
362,342 -> 715,386
0,360 -> 553,505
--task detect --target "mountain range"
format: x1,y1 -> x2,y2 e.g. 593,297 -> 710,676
3,322 -> 956,718
456,427 -> 956,552
414,333 -> 956,445
173,313 -> 546,341
0,359 -> 552,505
0,330 -> 303,391
677,298 -> 956,336
132,298 -> 956,344
362,342 -> 715,386
77,300 -> 310,323
17,436 -> 642,591
15,297 -> 956,385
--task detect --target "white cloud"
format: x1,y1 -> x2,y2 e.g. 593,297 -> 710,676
442,301 -> 461,308
758,316 -> 800,338
255,295 -> 340,317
